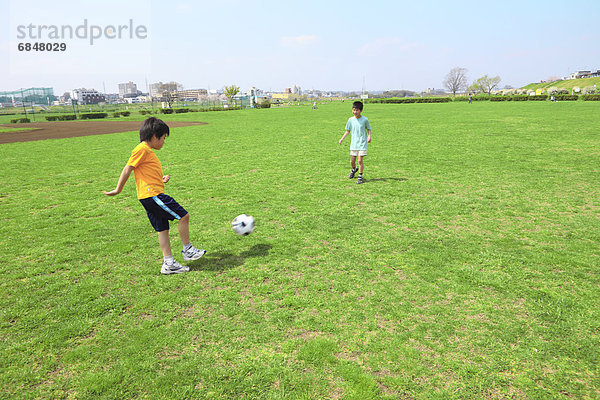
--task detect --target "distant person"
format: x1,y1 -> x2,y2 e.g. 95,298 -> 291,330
312,102 -> 317,109
104,117 -> 206,274
468,93 -> 472,104
339,101 -> 372,184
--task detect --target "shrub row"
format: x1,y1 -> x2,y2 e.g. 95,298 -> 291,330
494,95 -> 548,101
468,94 -> 600,101
370,97 -> 451,104
113,111 -> 131,117
79,113 -> 108,120
528,95 -> 548,101
488,96 -> 550,101
198,106 -> 241,112
255,100 -> 271,109
45,115 -> 77,121
10,118 -> 30,123
453,96 -> 490,102
159,107 -> 244,114
552,95 -> 579,101
511,95 -> 529,101
159,108 -> 194,114
582,94 -> 600,101
457,94 -> 595,102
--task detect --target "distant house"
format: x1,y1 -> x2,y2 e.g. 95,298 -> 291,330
174,89 -> 208,101
272,93 -> 297,101
118,81 -> 140,99
565,70 -> 592,80
104,93 -> 121,104
124,95 -> 151,104
70,88 -> 105,104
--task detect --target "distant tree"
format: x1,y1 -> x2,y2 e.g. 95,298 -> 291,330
156,82 -> 182,108
162,92 -> 176,108
471,75 -> 501,95
382,90 -> 415,98
224,85 -> 240,104
443,67 -> 469,96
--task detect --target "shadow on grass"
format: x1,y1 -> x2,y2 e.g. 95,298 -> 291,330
367,177 -> 408,183
189,243 -> 272,272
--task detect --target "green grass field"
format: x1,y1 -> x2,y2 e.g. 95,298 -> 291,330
1,101 -> 599,399
0,127 -> 35,133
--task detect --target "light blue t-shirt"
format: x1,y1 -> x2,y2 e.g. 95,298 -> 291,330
345,116 -> 371,150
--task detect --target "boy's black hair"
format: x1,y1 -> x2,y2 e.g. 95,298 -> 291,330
139,117 -> 170,142
352,101 -> 364,111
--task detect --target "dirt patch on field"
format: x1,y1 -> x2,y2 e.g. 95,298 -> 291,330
0,120 -> 207,144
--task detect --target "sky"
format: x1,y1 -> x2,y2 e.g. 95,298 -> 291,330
1,0 -> 599,95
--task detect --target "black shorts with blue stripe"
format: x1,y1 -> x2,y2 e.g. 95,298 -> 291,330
139,193 -> 188,232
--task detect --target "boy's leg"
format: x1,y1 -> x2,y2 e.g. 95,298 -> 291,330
348,155 -> 359,178
178,213 -> 190,245
141,195 -> 190,274
158,229 -> 190,274
357,156 -> 365,184
158,229 -> 172,257
179,213 -> 207,261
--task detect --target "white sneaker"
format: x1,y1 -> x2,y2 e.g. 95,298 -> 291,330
161,260 -> 190,275
182,245 -> 206,261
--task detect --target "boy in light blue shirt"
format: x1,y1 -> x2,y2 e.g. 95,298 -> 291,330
339,101 -> 372,184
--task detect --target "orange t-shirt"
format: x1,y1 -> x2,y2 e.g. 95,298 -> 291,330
127,142 -> 164,199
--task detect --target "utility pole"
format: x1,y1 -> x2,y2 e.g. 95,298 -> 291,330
361,76 -> 367,101
20,89 -> 28,119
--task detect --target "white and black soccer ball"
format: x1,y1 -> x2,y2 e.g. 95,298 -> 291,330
232,214 -> 255,236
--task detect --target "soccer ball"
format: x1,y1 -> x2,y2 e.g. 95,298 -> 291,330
232,214 -> 255,236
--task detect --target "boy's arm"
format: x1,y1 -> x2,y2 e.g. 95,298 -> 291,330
339,130 -> 350,144
103,165 -> 134,196
367,129 -> 372,143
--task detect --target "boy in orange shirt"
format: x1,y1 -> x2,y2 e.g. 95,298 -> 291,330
104,117 -> 205,274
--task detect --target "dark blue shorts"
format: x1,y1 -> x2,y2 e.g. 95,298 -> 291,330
139,193 -> 188,232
